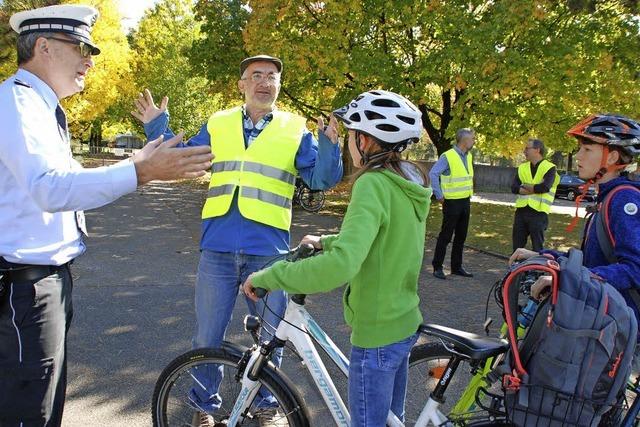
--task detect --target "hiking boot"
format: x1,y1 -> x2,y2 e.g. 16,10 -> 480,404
255,407 -> 288,427
191,411 -> 215,427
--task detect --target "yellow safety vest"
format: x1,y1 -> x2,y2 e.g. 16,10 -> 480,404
201,107 -> 305,230
441,149 -> 474,199
515,159 -> 560,214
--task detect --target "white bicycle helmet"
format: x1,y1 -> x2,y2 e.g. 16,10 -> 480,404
333,90 -> 422,146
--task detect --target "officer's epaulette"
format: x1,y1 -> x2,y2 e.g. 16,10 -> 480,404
14,79 -> 31,88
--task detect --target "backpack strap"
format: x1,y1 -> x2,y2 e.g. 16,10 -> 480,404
596,184 -> 640,308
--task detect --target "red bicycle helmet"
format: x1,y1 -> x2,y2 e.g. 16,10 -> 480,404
567,114 -> 640,158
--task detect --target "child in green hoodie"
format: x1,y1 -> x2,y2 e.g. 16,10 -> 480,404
243,90 -> 432,426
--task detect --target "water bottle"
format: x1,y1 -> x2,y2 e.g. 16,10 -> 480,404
517,298 -> 539,329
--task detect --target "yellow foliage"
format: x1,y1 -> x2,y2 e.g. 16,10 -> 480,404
482,61 -> 497,76
61,0 -> 133,127
532,3 -> 546,20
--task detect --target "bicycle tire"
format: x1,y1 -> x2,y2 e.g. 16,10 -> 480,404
152,345 -> 309,427
298,187 -> 325,212
405,342 -> 506,426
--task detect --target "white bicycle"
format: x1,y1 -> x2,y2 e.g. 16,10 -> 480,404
151,245 -> 510,426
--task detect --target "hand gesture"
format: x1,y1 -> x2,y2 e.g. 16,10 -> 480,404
131,89 -> 168,124
318,115 -> 339,144
132,132 -> 213,185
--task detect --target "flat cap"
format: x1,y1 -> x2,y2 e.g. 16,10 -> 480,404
10,4 -> 100,55
240,55 -> 282,77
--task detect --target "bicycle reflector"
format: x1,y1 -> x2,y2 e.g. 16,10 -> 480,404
243,315 -> 261,332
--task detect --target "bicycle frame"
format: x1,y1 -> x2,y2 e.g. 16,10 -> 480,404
227,297 -> 408,427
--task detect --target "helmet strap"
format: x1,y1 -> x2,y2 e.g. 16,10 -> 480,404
565,145 -> 626,232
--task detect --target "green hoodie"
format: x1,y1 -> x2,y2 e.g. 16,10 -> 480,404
253,168 -> 432,348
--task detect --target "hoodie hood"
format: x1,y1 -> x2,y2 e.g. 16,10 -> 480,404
379,165 -> 432,220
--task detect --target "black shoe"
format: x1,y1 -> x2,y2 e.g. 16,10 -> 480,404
433,268 -> 446,280
451,267 -> 473,278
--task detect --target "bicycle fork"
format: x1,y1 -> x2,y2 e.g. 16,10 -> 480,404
227,349 -> 265,427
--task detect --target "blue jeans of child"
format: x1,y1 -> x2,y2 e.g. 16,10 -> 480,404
189,250 -> 287,413
348,333 -> 419,427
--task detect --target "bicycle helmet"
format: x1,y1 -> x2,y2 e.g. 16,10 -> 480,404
333,90 -> 422,145
565,114 -> 640,232
567,114 -> 640,158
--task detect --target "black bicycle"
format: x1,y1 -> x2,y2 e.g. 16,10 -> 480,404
293,178 -> 325,213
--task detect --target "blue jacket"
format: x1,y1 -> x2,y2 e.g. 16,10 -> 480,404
582,176 -> 640,321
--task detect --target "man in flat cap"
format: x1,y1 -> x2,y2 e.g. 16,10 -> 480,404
0,5 -> 213,426
133,55 -> 343,425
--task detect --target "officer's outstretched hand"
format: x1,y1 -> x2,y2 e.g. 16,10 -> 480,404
131,89 -> 168,124
132,133 -> 213,185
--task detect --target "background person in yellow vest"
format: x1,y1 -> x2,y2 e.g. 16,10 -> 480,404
429,128 -> 475,280
132,55 -> 343,426
511,138 -> 559,252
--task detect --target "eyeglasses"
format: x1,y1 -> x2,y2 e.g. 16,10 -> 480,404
524,146 -> 536,151
242,72 -> 280,84
47,37 -> 94,58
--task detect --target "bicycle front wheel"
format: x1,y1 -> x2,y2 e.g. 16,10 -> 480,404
152,346 -> 309,427
405,342 -> 492,426
298,188 -> 325,212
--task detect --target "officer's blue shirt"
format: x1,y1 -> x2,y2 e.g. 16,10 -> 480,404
428,145 -> 472,200
144,109 -> 342,255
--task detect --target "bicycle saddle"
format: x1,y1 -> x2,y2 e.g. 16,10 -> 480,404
418,324 -> 509,360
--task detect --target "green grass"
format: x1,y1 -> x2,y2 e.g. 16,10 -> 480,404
322,185 -> 585,257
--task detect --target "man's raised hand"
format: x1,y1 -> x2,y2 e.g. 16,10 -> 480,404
131,89 -> 168,124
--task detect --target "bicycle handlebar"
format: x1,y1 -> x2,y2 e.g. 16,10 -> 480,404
253,243 -> 319,300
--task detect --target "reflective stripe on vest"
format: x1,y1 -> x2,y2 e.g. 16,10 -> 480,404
441,149 -> 474,199
515,159 -> 560,214
201,107 -> 305,230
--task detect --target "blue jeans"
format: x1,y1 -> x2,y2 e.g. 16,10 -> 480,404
189,250 -> 287,413
348,333 -> 419,427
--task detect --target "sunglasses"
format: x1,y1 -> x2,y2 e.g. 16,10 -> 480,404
47,37 -> 94,58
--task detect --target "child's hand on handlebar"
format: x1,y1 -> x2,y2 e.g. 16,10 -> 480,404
242,273 -> 266,302
300,235 -> 323,250
509,248 -> 538,266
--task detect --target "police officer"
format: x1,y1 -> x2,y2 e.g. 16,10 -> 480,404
511,138 -> 560,252
0,5 -> 212,426
429,128 -> 475,280
132,56 -> 343,426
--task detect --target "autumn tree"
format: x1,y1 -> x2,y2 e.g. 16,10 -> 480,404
234,0 -> 640,159
0,0 -> 60,80
129,0 -> 222,137
190,0 -> 249,105
61,0 -> 133,145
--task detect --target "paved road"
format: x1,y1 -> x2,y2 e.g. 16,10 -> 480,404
473,192 -> 590,216
61,182 -> 509,426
